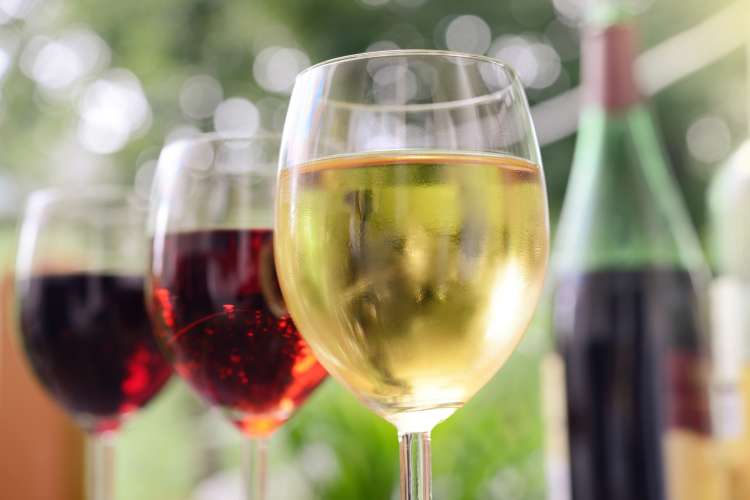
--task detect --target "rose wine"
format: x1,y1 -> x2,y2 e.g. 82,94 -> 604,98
275,152 -> 548,430
150,228 -> 327,437
18,273 -> 172,433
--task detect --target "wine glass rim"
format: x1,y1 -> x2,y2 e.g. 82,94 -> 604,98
297,48 -> 519,82
293,50 -> 523,113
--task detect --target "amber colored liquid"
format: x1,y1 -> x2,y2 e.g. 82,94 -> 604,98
276,152 -> 548,431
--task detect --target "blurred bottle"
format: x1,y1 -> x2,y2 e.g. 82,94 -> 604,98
708,139 -> 750,500
543,2 -> 726,500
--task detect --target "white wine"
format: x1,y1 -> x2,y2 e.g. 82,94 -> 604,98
275,151 -> 548,431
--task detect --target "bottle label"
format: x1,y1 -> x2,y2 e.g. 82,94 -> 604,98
541,353 -> 571,500
662,293 -> 726,498
665,351 -> 712,435
711,381 -> 745,440
711,277 -> 750,380
710,277 -> 750,440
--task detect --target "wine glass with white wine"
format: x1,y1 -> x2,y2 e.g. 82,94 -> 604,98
274,50 -> 549,499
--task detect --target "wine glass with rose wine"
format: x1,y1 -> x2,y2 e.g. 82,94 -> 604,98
148,134 -> 328,499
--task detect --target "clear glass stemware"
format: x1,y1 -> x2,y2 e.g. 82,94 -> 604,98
275,50 -> 550,499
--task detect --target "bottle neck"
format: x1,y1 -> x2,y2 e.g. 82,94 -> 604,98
582,22 -> 641,111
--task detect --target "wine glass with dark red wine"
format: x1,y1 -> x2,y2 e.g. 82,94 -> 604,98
15,186 -> 172,500
148,134 -> 328,500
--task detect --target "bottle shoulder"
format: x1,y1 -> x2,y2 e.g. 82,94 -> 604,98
553,106 -> 706,274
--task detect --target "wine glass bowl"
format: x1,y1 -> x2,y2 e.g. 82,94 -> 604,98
150,228 -> 326,436
16,187 -> 171,434
275,50 -> 549,499
276,152 -> 548,432
148,135 -> 327,443
15,186 -> 172,500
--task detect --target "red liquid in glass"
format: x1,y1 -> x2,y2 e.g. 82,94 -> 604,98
151,229 -> 327,436
18,273 -> 172,434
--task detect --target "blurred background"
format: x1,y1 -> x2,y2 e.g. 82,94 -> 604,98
0,0 -> 747,499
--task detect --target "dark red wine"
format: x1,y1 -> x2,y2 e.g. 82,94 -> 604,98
554,268 -> 712,500
151,228 -> 327,437
18,273 -> 172,434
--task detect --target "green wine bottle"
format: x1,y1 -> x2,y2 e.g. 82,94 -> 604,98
544,3 -> 725,500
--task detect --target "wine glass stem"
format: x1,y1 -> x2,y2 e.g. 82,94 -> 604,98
243,437 -> 269,500
86,433 -> 116,500
399,431 -> 432,500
